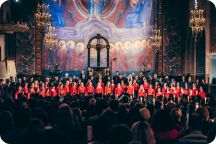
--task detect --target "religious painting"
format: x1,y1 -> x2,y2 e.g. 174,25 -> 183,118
42,0 -> 157,72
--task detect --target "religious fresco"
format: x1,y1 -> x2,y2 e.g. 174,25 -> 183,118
43,0 -> 156,72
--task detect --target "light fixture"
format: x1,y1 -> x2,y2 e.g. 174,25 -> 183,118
151,29 -> 162,50
150,27 -> 162,75
189,0 -> 205,78
16,21 -> 29,30
190,0 -> 205,38
35,3 -> 51,27
44,23 -> 57,49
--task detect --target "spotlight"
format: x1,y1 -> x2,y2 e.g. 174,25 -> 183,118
15,0 -> 19,2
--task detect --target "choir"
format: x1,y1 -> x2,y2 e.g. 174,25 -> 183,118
0,72 -> 208,105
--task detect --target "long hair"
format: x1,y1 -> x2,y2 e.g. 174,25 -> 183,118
131,121 -> 156,144
55,103 -> 76,132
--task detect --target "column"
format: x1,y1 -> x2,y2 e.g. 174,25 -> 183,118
0,35 -> 5,61
35,24 -> 42,75
87,44 -> 91,67
107,45 -> 110,67
96,45 -> 100,67
205,1 -> 211,83
158,0 -> 164,76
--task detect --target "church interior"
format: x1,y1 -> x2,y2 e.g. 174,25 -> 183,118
0,0 -> 216,144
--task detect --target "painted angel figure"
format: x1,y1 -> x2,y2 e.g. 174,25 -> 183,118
88,0 -> 106,20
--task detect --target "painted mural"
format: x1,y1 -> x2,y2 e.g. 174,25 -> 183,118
43,0 -> 156,72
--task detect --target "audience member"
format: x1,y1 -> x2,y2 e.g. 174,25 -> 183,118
131,121 -> 156,144
176,113 -> 207,144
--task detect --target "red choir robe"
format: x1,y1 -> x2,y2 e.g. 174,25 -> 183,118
86,86 -> 95,96
39,90 -> 46,97
133,83 -> 139,91
86,86 -> 95,93
58,88 -> 66,96
127,85 -> 134,95
143,83 -> 149,91
46,90 -> 50,97
198,91 -> 206,99
64,85 -> 70,94
192,88 -> 198,97
147,88 -> 155,96
28,88 -> 35,99
162,87 -> 167,95
44,85 -> 49,91
176,87 -> 181,95
50,89 -> 57,97
34,85 -> 39,92
22,87 -> 29,95
115,87 -> 123,97
95,86 -> 103,95
78,86 -> 85,94
121,84 -> 127,91
154,86 -> 159,93
111,84 -> 116,93
182,88 -> 189,95
105,86 -> 112,95
15,91 -> 22,100
172,90 -> 179,98
70,87 -> 77,96
138,89 -> 146,97
165,90 -> 171,99
156,91 -> 163,97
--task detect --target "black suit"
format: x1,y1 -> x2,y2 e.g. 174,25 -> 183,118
113,75 -> 120,85
3,85 -> 12,97
0,84 -> 4,97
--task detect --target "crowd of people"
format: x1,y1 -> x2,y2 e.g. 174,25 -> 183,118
0,71 -> 215,144
0,71 -> 209,104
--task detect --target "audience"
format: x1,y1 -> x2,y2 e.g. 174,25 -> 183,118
0,72 -> 215,144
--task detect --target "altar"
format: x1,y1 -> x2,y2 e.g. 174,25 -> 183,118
87,34 -> 110,77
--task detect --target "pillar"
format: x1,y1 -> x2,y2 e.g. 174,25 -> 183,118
158,0 -> 164,76
0,35 -> 5,61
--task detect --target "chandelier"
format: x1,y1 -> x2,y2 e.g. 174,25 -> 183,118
189,0 -> 205,38
16,21 -> 29,30
151,29 -> 162,50
35,3 -> 51,27
44,23 -> 57,48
